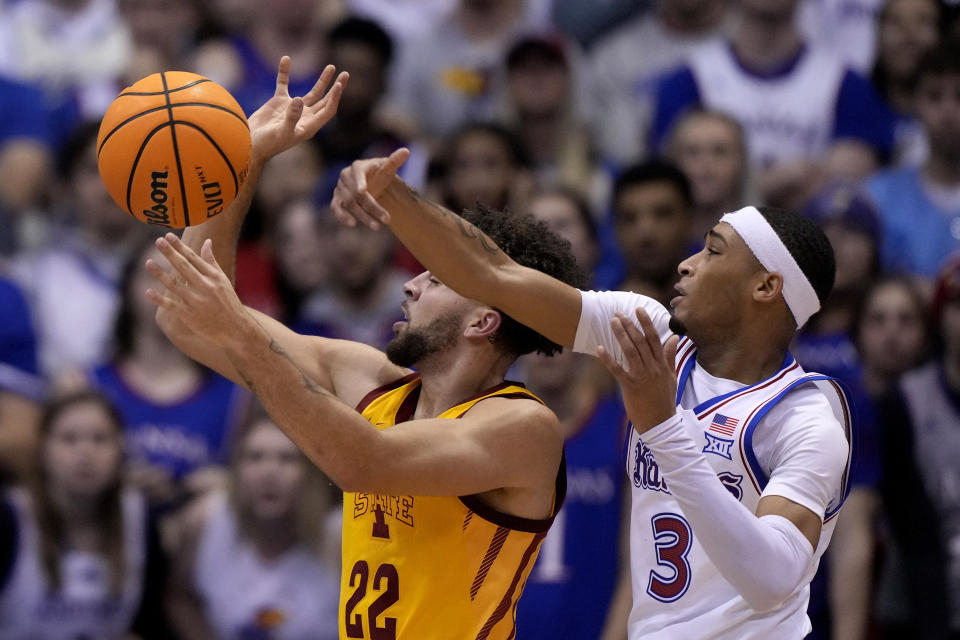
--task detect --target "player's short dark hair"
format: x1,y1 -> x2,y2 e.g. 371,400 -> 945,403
757,206 -> 836,307
914,38 -> 960,87
328,16 -> 394,67
461,204 -> 587,357
613,159 -> 693,210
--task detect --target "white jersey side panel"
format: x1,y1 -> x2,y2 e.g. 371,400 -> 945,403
687,40 -> 846,167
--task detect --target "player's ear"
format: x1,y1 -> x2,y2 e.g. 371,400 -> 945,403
753,271 -> 783,304
465,307 -> 502,340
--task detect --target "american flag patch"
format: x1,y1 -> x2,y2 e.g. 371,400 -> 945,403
709,414 -> 739,436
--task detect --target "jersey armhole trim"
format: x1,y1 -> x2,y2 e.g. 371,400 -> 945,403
459,452 -> 566,534
355,372 -> 420,413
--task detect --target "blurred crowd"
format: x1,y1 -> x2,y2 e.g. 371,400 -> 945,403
1,0 -> 960,638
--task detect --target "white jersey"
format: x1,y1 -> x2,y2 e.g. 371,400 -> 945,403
687,40 -> 846,168
0,488 -> 147,640
574,290 -> 851,639
194,492 -> 339,640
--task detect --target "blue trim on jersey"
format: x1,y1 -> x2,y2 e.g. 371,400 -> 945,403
689,351 -> 796,416
742,374 -> 836,491
823,378 -> 855,520
675,350 -> 697,405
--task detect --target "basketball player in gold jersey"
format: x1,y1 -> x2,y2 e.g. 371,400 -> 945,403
144,58 -> 582,639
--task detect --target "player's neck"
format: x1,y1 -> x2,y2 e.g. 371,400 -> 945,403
695,333 -> 790,385
414,351 -> 512,419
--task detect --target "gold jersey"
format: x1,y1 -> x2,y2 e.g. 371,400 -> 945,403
339,373 -> 565,640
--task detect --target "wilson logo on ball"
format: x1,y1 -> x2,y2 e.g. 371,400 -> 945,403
143,170 -> 171,226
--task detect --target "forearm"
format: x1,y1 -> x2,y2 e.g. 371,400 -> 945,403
181,160 -> 263,283
642,412 -> 814,612
378,176 -> 581,346
222,312 -> 379,488
379,177 -> 512,303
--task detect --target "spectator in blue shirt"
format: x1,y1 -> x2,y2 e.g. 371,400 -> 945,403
867,39 -> 960,279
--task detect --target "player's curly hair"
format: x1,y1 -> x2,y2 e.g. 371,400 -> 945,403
461,204 -> 587,357
757,206 -> 836,307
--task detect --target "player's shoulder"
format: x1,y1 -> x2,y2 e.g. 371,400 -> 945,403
465,393 -> 563,441
776,376 -> 847,417
762,377 -> 850,447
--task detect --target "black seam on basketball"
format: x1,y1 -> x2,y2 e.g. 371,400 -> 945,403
118,79 -> 211,97
125,122 -> 173,215
162,72 -> 191,226
97,102 -> 248,157
170,120 -> 240,196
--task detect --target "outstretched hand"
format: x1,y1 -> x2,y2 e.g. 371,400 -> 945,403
331,147 -> 411,229
597,307 -> 680,434
247,56 -> 348,165
145,233 -> 250,347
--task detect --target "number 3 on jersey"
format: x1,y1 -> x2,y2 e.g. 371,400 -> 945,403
344,561 -> 400,639
646,512 -> 693,602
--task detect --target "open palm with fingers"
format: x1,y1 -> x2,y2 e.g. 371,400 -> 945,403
247,56 -> 349,165
597,308 -> 680,434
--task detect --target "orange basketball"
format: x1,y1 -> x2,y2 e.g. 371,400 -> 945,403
97,71 -> 251,228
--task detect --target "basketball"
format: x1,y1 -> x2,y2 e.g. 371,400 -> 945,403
96,71 -> 251,228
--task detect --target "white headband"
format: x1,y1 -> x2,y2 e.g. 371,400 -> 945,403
719,206 -> 820,329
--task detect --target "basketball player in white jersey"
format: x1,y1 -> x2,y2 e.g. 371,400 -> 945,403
330,150 -> 852,639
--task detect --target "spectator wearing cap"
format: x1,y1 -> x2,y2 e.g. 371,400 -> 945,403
867,39 -> 960,279
875,255 -> 960,636
502,32 -> 609,214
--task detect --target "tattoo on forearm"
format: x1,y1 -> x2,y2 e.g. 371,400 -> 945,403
404,183 -> 501,256
268,339 -> 335,398
236,368 -> 257,394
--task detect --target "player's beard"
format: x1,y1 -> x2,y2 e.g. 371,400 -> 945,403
386,312 -> 464,368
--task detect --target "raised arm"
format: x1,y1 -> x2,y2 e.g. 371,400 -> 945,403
148,236 -> 562,501
149,58 -> 406,405
331,152 -> 583,347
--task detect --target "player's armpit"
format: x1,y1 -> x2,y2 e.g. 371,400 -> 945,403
341,397 -> 564,513
755,495 -> 822,550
